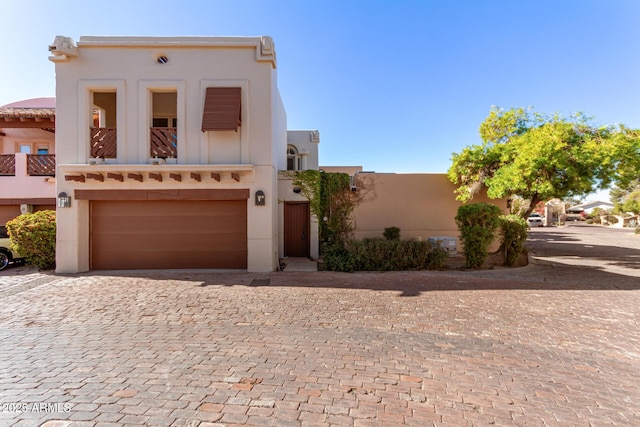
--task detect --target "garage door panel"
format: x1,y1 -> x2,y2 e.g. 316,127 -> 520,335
94,233 -> 247,252
93,200 -> 245,216
93,249 -> 247,270
91,199 -> 247,269
92,217 -> 246,235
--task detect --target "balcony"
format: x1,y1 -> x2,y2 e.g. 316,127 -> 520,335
1,154 -> 56,177
0,154 -> 15,176
90,127 -> 117,158
0,153 -> 56,200
150,127 -> 177,158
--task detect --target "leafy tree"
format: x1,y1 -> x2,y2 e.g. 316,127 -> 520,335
621,189 -> 640,215
448,107 -> 628,218
611,178 -> 640,214
609,127 -> 640,190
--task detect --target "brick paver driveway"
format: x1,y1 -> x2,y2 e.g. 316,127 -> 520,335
0,225 -> 638,426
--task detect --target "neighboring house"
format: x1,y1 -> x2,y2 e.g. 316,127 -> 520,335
49,35 -> 319,273
0,98 -> 57,227
567,200 -> 614,215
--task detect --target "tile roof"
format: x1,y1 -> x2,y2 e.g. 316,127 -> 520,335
0,107 -> 56,119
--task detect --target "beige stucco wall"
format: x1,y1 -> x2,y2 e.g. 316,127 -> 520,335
352,173 -> 509,252
51,36 -> 283,273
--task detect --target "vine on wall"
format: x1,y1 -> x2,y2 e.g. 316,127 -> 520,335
281,170 -> 374,245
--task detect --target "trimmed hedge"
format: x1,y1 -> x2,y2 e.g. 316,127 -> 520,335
499,214 -> 529,266
455,203 -> 502,269
383,226 -> 401,241
5,210 -> 56,269
322,238 -> 448,272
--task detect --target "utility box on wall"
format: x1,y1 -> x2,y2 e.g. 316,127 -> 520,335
428,237 -> 457,256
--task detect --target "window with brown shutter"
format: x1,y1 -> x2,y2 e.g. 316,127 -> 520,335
201,87 -> 242,132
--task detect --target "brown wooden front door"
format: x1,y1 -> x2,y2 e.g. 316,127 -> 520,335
284,202 -> 309,257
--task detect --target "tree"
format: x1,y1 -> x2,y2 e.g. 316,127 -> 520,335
609,127 -> 640,191
621,191 -> 640,215
611,178 -> 640,214
448,107 -> 623,218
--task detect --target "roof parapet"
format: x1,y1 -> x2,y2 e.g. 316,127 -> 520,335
48,36 -> 78,62
70,35 -> 277,68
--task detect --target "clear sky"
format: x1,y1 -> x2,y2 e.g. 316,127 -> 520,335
1,0 -> 639,199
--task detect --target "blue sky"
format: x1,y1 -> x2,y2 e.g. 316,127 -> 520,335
1,0 -> 639,200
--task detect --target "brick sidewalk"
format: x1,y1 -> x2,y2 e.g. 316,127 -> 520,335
0,270 -> 638,426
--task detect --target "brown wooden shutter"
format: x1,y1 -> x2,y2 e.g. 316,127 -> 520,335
201,87 -> 242,131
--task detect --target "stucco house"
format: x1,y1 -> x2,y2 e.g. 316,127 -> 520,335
567,200 -> 614,214
0,98 -> 57,227
49,35 -> 319,273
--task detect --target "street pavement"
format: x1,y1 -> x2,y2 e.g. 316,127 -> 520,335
0,224 -> 638,426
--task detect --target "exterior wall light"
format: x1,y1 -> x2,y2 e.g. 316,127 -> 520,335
57,192 -> 71,208
255,190 -> 266,206
293,187 -> 302,194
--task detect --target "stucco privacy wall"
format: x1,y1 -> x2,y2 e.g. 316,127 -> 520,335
51,36 -> 283,272
352,173 -> 509,251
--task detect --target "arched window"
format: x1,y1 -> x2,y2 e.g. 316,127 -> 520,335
287,145 -> 301,171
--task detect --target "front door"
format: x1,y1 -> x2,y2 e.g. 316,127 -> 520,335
284,202 -> 309,257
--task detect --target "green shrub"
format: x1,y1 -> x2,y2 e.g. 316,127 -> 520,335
604,215 -> 618,225
383,226 -> 401,241
6,210 -> 56,269
499,214 -> 528,266
635,225 -> 640,235
427,245 -> 449,270
322,238 -> 447,272
455,203 -> 502,269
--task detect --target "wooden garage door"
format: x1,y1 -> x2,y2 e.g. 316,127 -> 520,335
90,200 -> 247,270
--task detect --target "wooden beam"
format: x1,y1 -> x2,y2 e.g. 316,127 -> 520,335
75,188 -> 250,201
86,172 -> 104,182
149,172 -> 163,182
0,197 -> 56,205
0,118 -> 56,128
127,173 -> 143,182
211,172 -> 221,182
169,173 -> 182,182
65,174 -> 85,182
107,172 -> 124,182
231,172 -> 240,182
190,172 -> 201,182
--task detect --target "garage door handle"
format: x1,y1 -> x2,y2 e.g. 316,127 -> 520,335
301,231 -> 306,240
